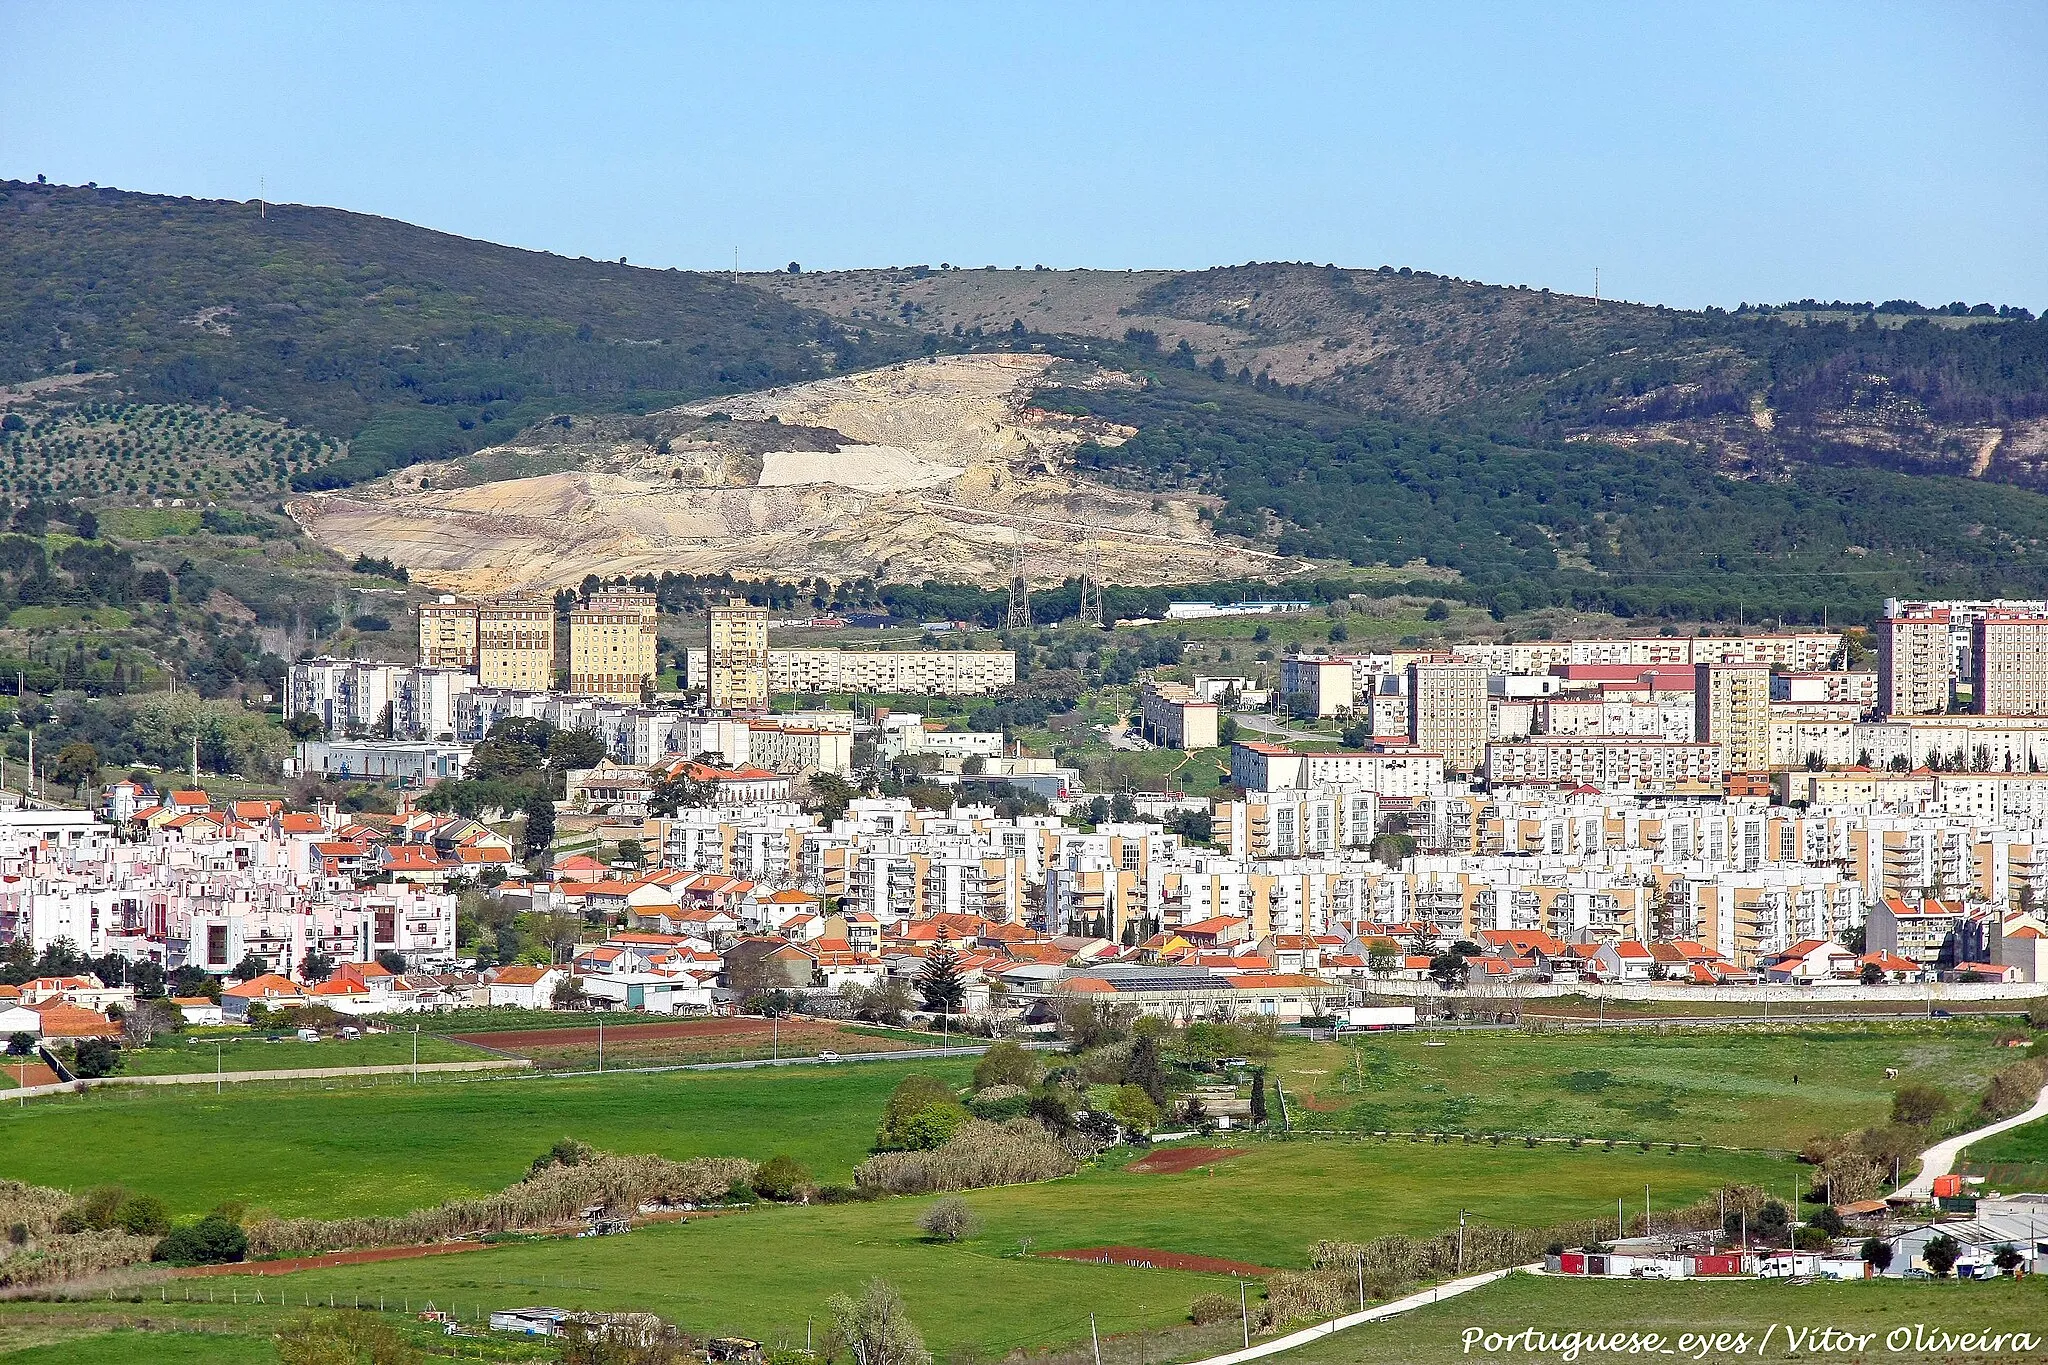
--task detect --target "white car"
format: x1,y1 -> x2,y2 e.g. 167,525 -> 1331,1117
817,1051 -> 840,1062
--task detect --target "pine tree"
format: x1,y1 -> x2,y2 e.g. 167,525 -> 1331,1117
916,934 -> 965,1015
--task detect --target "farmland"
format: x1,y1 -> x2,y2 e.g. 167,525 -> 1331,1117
452,1017 -> 938,1070
110,1031 -> 483,1076
0,1059 -> 973,1217
1262,1023 -> 2019,1149
205,1138 -> 1785,1353
1960,1115 -> 2048,1193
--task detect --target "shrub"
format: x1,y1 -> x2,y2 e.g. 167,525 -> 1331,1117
972,1042 -> 1042,1093
1107,1085 -> 1159,1134
0,1229 -> 157,1287
1189,1294 -> 1236,1325
152,1213 -> 248,1266
1980,1058 -> 2048,1119
70,1184 -> 132,1232
1891,1082 -> 1951,1127
70,1038 -> 122,1079
1861,1237 -> 1894,1271
917,1196 -> 981,1242
854,1119 -> 1078,1195
875,1075 -> 969,1151
752,1155 -> 813,1202
965,1084 -> 1030,1122
1261,1269 -> 1349,1329
114,1192 -> 172,1237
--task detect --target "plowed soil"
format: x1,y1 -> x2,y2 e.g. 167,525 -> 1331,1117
1039,1246 -> 1274,1276
1125,1147 -> 1246,1175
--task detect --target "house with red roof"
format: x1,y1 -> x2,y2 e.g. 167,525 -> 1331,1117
1592,940 -> 1657,983
487,965 -> 566,1009
1760,938 -> 1860,984
221,973 -> 308,1021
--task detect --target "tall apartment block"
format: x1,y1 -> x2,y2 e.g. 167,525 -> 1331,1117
1972,611 -> 2048,716
706,597 -> 770,710
477,593 -> 556,692
569,590 -> 658,700
1694,662 -> 1771,772
419,596 -> 479,668
1407,661 -> 1487,772
1878,609 -> 1954,717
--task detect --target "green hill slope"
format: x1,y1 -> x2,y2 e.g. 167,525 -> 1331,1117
0,180 -> 911,486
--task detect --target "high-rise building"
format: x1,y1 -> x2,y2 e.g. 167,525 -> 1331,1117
1694,662 -> 1771,771
1972,611 -> 2048,716
418,596 -> 479,669
477,593 -> 556,692
706,597 -> 770,709
1407,661 -> 1487,772
1878,610 -> 1954,717
569,589 -> 658,700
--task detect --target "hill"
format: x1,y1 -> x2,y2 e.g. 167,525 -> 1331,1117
0,179 -> 913,486
765,263 -> 2048,487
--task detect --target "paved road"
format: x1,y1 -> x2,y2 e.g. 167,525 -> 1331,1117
1177,1263 -> 1534,1365
1896,1080 -> 2048,1198
1232,713 -> 1329,744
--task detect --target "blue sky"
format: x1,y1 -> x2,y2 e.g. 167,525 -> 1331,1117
4,1 -> 2043,310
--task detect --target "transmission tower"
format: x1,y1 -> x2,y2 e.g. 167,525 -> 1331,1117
1005,536 -> 1031,632
1077,538 -> 1103,628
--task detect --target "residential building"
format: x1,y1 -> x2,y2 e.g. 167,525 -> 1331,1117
569,589 -> 658,701
705,598 -> 770,709
1878,609 -> 1954,717
1695,663 -> 1772,772
418,595 -> 479,668
686,645 -> 1016,698
478,594 -> 557,692
1972,611 -> 2048,716
1408,661 -> 1487,772
1281,656 -> 1355,718
1139,680 -> 1220,750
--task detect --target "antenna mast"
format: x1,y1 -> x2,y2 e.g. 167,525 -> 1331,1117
1593,267 -> 1600,305
1005,535 -> 1031,632
260,175 -> 266,220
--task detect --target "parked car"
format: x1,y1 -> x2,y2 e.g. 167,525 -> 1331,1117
817,1051 -> 840,1062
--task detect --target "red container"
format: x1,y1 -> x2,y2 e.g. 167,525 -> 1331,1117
1932,1174 -> 1964,1198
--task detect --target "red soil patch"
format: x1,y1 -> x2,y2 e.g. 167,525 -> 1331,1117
453,1018 -> 887,1055
3,1062 -> 60,1088
1041,1246 -> 1275,1276
1126,1146 -> 1247,1175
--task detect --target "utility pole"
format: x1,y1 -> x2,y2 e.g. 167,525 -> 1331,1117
1078,539 -> 1103,628
1090,1314 -> 1101,1365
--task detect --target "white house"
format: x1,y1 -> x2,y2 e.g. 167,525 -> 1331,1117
487,965 -> 566,1009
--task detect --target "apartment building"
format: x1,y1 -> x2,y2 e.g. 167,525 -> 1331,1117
1878,609 -> 1954,717
1139,680 -> 1220,750
1407,661 -> 1487,772
1483,738 -> 1722,793
569,589 -> 658,701
705,598 -> 770,709
1228,742 -> 1444,799
418,595 -> 479,669
1695,662 -> 1772,772
477,594 -> 556,692
686,645 -> 1016,698
1281,656 -> 1356,717
1972,611 -> 2048,716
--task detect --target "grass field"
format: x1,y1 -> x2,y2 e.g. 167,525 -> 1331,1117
1266,1271 -> 2048,1365
0,1059 -> 973,1216
1266,1024 -> 2019,1149
1518,992 -> 2046,1021
456,1018 -> 938,1070
112,1032 -> 484,1076
208,1139 -> 1785,1354
1960,1114 -> 2048,1193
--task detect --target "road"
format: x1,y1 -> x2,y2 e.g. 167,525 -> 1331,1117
1231,712 -> 1330,744
1895,1079 -> 2048,1198
1177,1263 -> 1535,1365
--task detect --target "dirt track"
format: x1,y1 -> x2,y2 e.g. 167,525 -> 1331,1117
1039,1246 -> 1274,1276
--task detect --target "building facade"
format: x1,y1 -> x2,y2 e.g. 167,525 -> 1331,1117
477,594 -> 557,692
1695,663 -> 1772,772
1408,661 -> 1487,772
1879,610 -> 1954,717
1972,611 -> 2048,716
569,589 -> 658,701
706,598 -> 770,709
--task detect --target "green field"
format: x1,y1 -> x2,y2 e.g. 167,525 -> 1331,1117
1266,1272 -> 2048,1365
112,1032 -> 484,1076
211,1139 -> 1783,1354
0,1060 -> 972,1216
1961,1114 -> 2048,1193
1269,1024 -> 2019,1148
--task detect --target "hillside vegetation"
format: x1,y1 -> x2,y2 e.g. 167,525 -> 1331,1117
0,180 -> 912,487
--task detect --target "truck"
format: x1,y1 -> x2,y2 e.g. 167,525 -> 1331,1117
1343,1005 -> 1417,1030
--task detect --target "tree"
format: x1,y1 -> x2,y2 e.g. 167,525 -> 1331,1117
52,741 -> 99,792
71,1037 -> 122,1078
152,1212 -> 249,1266
522,791 -> 556,858
115,1192 -> 172,1236
1859,962 -> 1883,986
828,1278 -> 931,1365
1124,1032 -> 1170,1108
275,1312 -> 420,1364
374,949 -> 407,975
1106,1083 -> 1159,1133
752,1154 -> 812,1201
971,1041 -> 1040,1092
232,954 -> 270,982
1891,1082 -> 1951,1127
1249,1066 -> 1269,1125
1428,952 -> 1470,990
552,975 -> 590,1010
1753,1200 -> 1790,1246
283,712 -> 325,741
876,1074 -> 967,1151
1922,1232 -> 1962,1277
1992,1242 -> 2024,1273
5,1032 -> 33,1057
1860,1237 -> 1894,1272
614,837 -> 645,868
916,939 -> 966,1015
299,950 -> 336,983
917,1196 -> 980,1242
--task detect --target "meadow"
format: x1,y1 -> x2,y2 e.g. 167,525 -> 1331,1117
0,1059 -> 973,1217
1960,1114 -> 2048,1193
111,1032 -> 484,1076
205,1138 -> 1785,1354
1264,1023 -> 2018,1149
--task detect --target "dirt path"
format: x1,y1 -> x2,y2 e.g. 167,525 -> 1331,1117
1969,428 -> 2004,477
1127,1147 -> 1247,1175
1039,1246 -> 1276,1276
